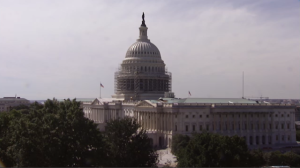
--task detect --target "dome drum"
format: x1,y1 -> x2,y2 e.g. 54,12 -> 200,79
113,14 -> 172,100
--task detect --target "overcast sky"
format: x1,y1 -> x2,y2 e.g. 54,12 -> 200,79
0,0 -> 299,100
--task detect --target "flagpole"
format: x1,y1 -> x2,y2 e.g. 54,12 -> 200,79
100,82 -> 101,98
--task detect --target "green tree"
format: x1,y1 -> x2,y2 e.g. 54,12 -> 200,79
176,133 -> 250,167
282,151 -> 300,167
249,149 -> 265,167
171,134 -> 190,156
104,117 -> 158,167
263,151 -> 284,166
0,99 -> 107,167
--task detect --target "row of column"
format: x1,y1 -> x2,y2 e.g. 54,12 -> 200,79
133,111 -> 173,132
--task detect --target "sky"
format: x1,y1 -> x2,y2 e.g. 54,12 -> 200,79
0,0 -> 299,100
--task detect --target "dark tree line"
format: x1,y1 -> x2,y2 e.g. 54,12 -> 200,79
172,133 -> 300,167
0,99 -> 157,167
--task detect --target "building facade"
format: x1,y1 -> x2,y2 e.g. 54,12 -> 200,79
82,14 -> 298,150
83,97 -> 297,149
0,96 -> 30,112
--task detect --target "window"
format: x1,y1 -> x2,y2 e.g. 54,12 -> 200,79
239,114 -> 240,118
288,114 -> 290,117
232,114 -> 234,118
186,125 -> 189,132
186,115 -> 188,118
219,114 -> 221,117
206,125 -> 209,131
245,124 -> 247,130
288,136 -> 290,141
270,124 -> 272,129
276,135 -> 278,141
275,114 -> 278,117
200,115 -> 202,118
192,115 -> 195,118
251,124 -> 253,130
287,124 -> 290,129
276,125 -> 278,129
192,125 -> 195,131
175,125 -> 177,131
232,123 -> 234,129
257,114 -> 259,117
282,135 -> 284,141
281,114 -> 283,117
200,125 -> 202,131
175,115 -> 177,118
251,114 -> 253,117
282,124 -> 284,129
207,115 -> 209,118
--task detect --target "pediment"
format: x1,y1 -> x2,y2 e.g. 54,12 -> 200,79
136,100 -> 155,108
91,98 -> 103,105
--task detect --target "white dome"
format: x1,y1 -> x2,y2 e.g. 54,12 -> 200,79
126,41 -> 161,58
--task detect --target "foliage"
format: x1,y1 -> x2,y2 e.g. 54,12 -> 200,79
171,134 -> 190,156
263,151 -> 284,166
282,151 -> 300,167
175,133 -> 250,167
0,99 -> 106,167
248,149 -> 265,167
104,117 -> 158,167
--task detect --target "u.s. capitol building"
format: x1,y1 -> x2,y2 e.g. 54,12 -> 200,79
82,14 -> 297,150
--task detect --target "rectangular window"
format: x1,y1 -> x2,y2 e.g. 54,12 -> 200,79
239,124 -> 240,130
257,124 -> 259,130
200,125 -> 202,131
192,125 -> 195,131
175,125 -> 177,131
245,124 -> 247,130
207,115 -> 209,118
270,124 -> 272,129
186,115 -> 188,118
232,123 -> 234,129
206,125 -> 209,131
192,115 -> 195,118
200,115 -> 202,118
287,124 -> 290,129
232,114 -> 234,118
276,125 -> 278,129
251,124 -> 253,130
282,124 -> 284,129
276,135 -> 278,141
175,115 -> 177,118
282,135 -> 284,141
288,136 -> 290,141
186,125 -> 188,132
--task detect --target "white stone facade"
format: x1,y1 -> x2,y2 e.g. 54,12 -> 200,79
82,98 -> 297,150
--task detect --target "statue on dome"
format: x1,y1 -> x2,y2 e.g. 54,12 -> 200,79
141,12 -> 146,27
142,12 -> 145,21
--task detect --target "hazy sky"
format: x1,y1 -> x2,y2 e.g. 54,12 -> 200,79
0,0 -> 299,100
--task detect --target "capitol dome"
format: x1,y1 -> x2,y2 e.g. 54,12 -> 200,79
125,41 -> 161,58
113,13 -> 172,101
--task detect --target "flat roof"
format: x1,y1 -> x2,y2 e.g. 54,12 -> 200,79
149,98 -> 257,104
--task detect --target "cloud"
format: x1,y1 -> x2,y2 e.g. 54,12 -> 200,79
0,0 -> 299,99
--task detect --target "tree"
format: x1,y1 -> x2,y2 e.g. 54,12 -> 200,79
175,133 -> 250,167
263,151 -> 284,166
249,149 -> 265,167
171,134 -> 190,156
282,151 -> 300,167
104,117 -> 158,167
0,99 -> 107,167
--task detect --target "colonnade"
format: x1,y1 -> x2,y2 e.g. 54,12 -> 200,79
133,111 -> 173,132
